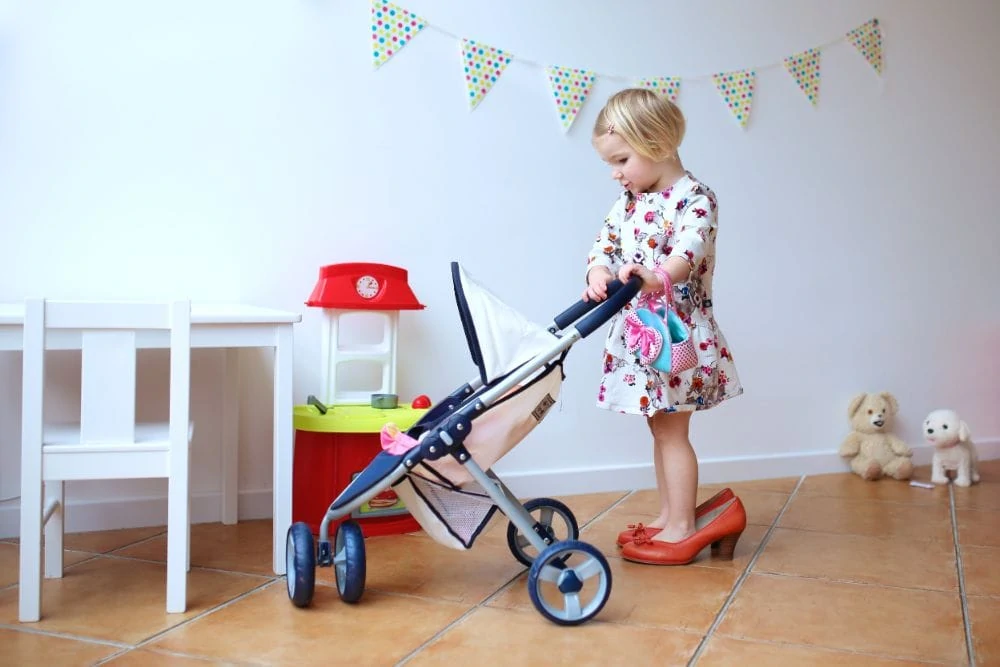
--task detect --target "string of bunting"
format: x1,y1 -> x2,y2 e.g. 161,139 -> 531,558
371,2 -> 883,132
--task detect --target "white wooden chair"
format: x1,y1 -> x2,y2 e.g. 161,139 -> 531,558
19,299 -> 193,621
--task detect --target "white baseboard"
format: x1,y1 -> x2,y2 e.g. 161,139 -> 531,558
2,440 -> 997,539
499,439 -> 1000,498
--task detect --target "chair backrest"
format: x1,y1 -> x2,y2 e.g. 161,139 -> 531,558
22,300 -> 191,444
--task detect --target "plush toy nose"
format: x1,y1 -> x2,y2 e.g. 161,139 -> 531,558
927,427 -> 934,434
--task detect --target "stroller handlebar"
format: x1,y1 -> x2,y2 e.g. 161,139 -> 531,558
553,275 -> 642,338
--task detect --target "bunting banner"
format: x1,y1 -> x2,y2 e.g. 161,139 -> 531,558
847,18 -> 884,75
546,66 -> 596,132
368,3 -> 884,134
784,48 -> 821,106
712,69 -> 755,129
371,1 -> 426,69
461,39 -> 513,110
636,76 -> 681,103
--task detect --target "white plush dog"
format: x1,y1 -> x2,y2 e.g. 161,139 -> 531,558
924,409 -> 981,487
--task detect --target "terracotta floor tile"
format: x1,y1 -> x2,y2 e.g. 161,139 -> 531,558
962,544 -> 1000,597
552,491 -> 630,526
614,488 -> 788,527
799,472 -> 950,505
0,627 -> 121,665
113,520 -> 276,576
731,491 -> 792,527
316,532 -> 525,605
578,507 -> 639,557
698,636 -> 939,666
952,481 -> 1000,512
2,466 -> 989,664
779,494 -> 952,542
754,528 -> 958,592
407,605 -> 702,665
103,647 -> 241,665
149,581 -> 470,665
716,574 -> 966,664
0,542 -> 96,588
63,525 -> 166,553
488,555 -> 737,633
953,481 -> 1000,511
0,556 -> 269,644
975,458 -> 1000,482
2,525 -> 166,552
956,508 -> 1000,548
700,475 -> 801,494
969,595 -> 1000,665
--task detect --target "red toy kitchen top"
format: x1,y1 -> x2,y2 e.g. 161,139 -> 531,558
306,262 -> 426,311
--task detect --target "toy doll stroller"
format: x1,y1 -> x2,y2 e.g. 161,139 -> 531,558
285,262 -> 641,626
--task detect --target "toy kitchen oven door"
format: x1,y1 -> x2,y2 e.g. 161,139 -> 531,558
291,262 -> 430,538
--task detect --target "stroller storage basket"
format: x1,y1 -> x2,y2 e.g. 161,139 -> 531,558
394,360 -> 564,550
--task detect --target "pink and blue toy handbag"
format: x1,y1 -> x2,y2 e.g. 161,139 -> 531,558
623,269 -> 698,375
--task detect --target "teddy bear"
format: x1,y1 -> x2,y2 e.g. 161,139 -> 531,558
838,391 -> 913,481
924,408 -> 981,487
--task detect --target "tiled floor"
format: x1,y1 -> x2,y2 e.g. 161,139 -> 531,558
1,461 -> 998,666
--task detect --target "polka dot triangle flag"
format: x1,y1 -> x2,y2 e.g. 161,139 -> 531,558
371,1 -> 427,69
461,39 -> 513,110
712,69 -> 755,129
783,48 -> 821,106
636,77 -> 681,103
545,66 -> 596,132
847,18 -> 883,75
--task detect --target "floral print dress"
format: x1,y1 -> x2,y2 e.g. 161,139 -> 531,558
586,172 -> 743,416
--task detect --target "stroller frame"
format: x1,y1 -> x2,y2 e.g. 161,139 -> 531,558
286,263 -> 641,625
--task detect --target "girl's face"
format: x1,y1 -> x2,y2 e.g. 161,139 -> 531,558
593,132 -> 670,194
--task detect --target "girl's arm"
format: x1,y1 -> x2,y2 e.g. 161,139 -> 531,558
584,198 -> 625,300
663,187 -> 718,283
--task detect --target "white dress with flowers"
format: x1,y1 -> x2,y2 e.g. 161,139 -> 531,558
586,172 -> 743,416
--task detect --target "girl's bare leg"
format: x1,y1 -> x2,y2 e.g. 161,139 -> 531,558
648,410 -> 697,543
645,421 -> 671,529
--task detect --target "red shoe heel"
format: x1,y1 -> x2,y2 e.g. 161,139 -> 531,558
712,532 -> 742,560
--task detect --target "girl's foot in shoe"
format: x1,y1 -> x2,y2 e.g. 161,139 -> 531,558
616,487 -> 735,547
654,524 -> 695,543
621,497 -> 747,566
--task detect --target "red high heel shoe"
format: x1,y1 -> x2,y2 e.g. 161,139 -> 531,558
616,487 -> 735,547
621,496 -> 747,565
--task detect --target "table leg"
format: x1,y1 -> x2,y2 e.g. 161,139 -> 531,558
272,325 -> 294,575
221,348 -> 240,525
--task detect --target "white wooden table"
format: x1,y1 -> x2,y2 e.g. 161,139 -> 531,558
0,303 -> 301,575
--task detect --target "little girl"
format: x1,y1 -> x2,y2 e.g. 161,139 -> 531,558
583,88 -> 745,565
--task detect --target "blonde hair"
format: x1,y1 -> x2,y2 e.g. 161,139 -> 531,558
593,87 -> 686,161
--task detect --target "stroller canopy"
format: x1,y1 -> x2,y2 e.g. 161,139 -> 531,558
452,263 -> 558,385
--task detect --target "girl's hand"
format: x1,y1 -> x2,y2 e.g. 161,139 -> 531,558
618,263 -> 664,294
583,267 -> 614,302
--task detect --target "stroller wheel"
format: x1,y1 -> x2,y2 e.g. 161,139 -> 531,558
527,540 -> 612,626
507,498 -> 579,567
334,520 -> 366,603
285,522 -> 316,608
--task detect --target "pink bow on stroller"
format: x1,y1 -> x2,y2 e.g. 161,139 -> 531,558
380,423 -> 420,455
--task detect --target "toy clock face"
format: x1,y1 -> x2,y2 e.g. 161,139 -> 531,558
355,275 -> 380,299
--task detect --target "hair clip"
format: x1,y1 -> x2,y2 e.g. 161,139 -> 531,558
606,123 -> 615,134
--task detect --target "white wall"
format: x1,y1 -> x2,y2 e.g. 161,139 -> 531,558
1,0 -> 998,535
